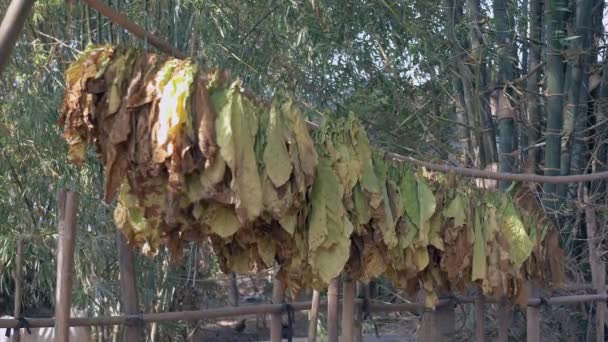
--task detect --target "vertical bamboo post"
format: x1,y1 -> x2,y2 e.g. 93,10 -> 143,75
307,290 -> 321,342
584,189 -> 606,342
12,238 -> 24,342
270,276 -> 285,342
497,302 -> 511,342
116,232 -> 141,341
54,189 -> 79,342
228,272 -> 239,307
342,277 -> 356,342
526,282 -> 540,342
327,276 -> 340,342
418,294 -> 454,342
353,282 -> 365,342
475,293 -> 485,342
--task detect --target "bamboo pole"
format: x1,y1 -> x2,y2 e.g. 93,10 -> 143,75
116,232 -> 141,341
304,121 -> 608,184
0,292 -> 607,330
270,277 -> 285,342
342,278 -> 356,342
12,238 -> 24,342
353,282 -> 365,342
54,190 -> 80,342
418,295 -> 454,342
585,189 -> 606,342
81,0 -> 187,59
307,290 -> 321,342
526,282 -> 541,342
327,277 -> 340,342
497,303 -> 511,342
475,294 -> 485,342
0,0 -> 35,75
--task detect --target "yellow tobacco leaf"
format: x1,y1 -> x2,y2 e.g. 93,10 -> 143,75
400,168 -> 419,228
280,97 -> 317,180
353,184 -> 371,225
501,201 -> 534,268
414,246 -> 429,270
208,205 -> 242,238
214,83 -> 263,222
444,192 -> 467,227
471,208 -> 487,282
417,180 -> 436,244
263,102 -> 292,187
428,213 -> 445,251
279,211 -> 297,235
257,239 -> 276,267
311,239 -> 351,284
154,60 -> 196,160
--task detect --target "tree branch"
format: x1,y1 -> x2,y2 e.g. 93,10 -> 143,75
82,0 -> 187,59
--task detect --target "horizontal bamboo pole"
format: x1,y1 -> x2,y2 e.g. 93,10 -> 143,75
303,121 -> 608,184
82,0 -> 187,59
1,293 -> 606,329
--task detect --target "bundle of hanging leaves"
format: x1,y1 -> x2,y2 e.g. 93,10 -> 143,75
60,45 -> 563,307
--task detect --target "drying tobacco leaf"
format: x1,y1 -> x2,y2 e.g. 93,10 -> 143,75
60,46 -> 564,307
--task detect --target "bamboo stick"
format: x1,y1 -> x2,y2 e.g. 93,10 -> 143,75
116,232 -> 141,341
0,293 -> 606,330
497,303 -> 511,342
584,188 -> 606,342
307,290 -> 321,342
81,0 -> 187,59
526,282 -> 541,342
327,277 -> 340,342
54,190 -> 80,342
342,278 -> 356,342
12,238 -> 24,342
475,294 -> 485,342
0,0 -> 35,75
270,277 -> 285,342
353,282 -> 365,342
304,121 -> 608,184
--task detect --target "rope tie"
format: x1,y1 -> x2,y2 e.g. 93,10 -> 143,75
4,317 -> 31,337
125,313 -> 144,327
529,296 -> 549,308
280,303 -> 295,342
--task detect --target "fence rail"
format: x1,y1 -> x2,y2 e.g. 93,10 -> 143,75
1,292 -> 606,330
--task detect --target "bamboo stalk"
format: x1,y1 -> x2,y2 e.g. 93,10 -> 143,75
12,238 -> 24,342
475,294 -> 485,342
526,0 -> 542,170
342,278 -> 356,342
497,304 -> 511,342
1,292 -> 608,329
542,0 -> 566,208
81,0 -> 187,59
54,190 -> 80,342
307,290 -> 321,342
584,188 -> 606,342
270,277 -> 285,342
0,0 -> 35,75
117,232 -> 141,341
327,277 -> 340,342
353,282 -> 365,342
526,282 -> 541,342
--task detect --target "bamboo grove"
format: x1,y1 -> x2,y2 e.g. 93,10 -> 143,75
1,0 -> 607,338
60,46 -> 563,307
